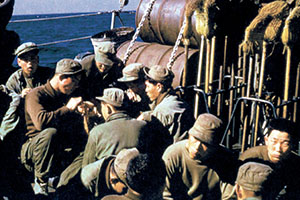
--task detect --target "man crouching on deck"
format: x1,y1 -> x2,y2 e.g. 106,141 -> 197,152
20,58 -> 88,196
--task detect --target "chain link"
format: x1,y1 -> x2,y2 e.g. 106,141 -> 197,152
122,0 -> 157,64
167,18 -> 187,70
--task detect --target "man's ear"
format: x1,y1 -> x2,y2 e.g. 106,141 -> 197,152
264,136 -> 269,145
17,58 -> 21,66
157,83 -> 163,93
106,104 -> 113,115
235,184 -> 243,199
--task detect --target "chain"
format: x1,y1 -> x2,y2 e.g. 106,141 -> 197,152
122,0 -> 157,64
167,18 -> 187,70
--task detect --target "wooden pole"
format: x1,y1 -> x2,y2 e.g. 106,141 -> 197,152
254,41 -> 267,146
293,64 -> 300,122
194,36 -> 205,118
283,47 -> 291,118
208,37 -> 216,107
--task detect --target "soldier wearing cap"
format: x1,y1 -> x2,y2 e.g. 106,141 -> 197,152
81,148 -> 139,199
82,88 -> 147,168
0,42 -> 53,196
235,162 -> 275,200
237,118 -> 300,199
137,65 -> 194,143
117,63 -> 150,117
79,40 -> 124,99
0,42 -> 54,141
163,113 -> 239,200
102,153 -> 166,200
21,58 -> 87,196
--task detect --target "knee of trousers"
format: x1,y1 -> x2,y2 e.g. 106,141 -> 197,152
41,127 -> 58,140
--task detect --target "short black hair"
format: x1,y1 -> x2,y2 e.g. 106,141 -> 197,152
145,75 -> 173,90
265,118 -> 298,142
125,154 -> 166,194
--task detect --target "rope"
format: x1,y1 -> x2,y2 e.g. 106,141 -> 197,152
167,18 -> 187,70
9,12 -> 103,23
122,0 -> 156,64
37,35 -> 91,46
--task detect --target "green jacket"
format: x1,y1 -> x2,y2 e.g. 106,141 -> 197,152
82,111 -> 147,167
240,145 -> 300,199
163,140 -> 222,200
0,67 -> 53,140
142,90 -> 194,143
79,54 -> 124,99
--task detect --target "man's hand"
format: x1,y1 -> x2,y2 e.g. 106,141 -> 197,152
77,101 -> 101,117
66,97 -> 83,111
21,88 -> 32,98
126,89 -> 141,102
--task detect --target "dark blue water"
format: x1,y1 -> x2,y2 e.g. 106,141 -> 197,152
7,12 -> 136,68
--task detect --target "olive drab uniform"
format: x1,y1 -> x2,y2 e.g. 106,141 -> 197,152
82,111 -> 147,167
239,145 -> 300,199
141,89 -> 195,143
163,140 -> 222,200
79,54 -> 124,99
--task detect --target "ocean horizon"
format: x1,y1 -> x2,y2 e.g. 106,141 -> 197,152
7,11 -> 136,68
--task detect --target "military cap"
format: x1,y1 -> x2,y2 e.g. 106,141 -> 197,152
114,148 -> 139,184
189,113 -> 223,146
236,162 -> 273,192
94,41 -> 117,67
144,65 -> 174,83
55,58 -> 83,75
96,88 -> 125,107
15,42 -> 39,57
118,63 -> 144,82
80,156 -> 115,194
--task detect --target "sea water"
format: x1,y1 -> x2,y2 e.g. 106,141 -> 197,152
7,12 -> 136,68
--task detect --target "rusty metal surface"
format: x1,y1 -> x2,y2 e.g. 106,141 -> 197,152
117,41 -> 199,87
136,0 -> 199,48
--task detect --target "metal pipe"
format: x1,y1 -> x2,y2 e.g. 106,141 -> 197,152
194,36 -> 205,118
110,11 -> 116,29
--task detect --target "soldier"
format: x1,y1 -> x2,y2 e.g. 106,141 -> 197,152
79,40 -> 124,99
138,65 -> 194,143
239,118 -> 300,199
21,58 -> 86,196
81,148 -> 139,199
163,113 -> 239,200
117,63 -> 150,117
102,153 -> 166,200
0,42 -> 53,198
82,88 -> 147,167
0,42 -> 54,141
235,162 -> 275,200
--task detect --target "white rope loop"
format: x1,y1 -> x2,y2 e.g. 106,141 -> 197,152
167,18 -> 187,70
122,0 -> 156,64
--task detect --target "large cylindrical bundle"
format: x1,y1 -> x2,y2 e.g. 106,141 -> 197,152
136,0 -> 199,48
117,41 -> 199,87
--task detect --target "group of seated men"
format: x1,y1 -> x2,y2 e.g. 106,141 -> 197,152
0,40 -> 299,200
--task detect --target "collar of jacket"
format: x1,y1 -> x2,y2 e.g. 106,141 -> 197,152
124,189 -> 143,200
151,88 -> 174,109
106,111 -> 131,123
